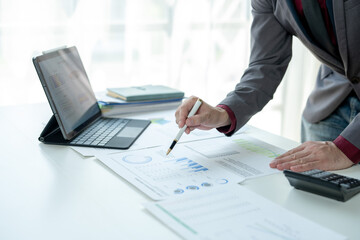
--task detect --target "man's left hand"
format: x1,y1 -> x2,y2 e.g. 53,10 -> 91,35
269,141 -> 354,172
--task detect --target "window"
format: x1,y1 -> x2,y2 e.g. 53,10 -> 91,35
0,0 -> 319,142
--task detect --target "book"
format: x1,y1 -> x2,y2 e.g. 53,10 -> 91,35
107,85 -> 184,101
95,91 -> 183,116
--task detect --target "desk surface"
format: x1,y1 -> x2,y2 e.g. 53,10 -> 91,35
0,103 -> 359,240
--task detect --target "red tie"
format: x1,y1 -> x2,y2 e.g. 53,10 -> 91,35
301,0 -> 338,58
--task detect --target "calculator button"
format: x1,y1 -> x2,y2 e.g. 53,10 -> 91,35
321,174 -> 341,181
331,177 -> 349,185
302,169 -> 322,175
349,180 -> 360,188
312,172 -> 332,178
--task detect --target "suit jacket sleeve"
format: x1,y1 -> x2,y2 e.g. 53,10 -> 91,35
342,113 -> 360,151
334,113 -> 360,163
219,0 -> 292,134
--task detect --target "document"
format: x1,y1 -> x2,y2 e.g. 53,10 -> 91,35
96,135 -> 283,200
185,134 -> 284,179
96,144 -> 244,200
72,115 -> 249,157
145,185 -> 346,240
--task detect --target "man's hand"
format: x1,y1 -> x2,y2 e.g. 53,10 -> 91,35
175,96 -> 231,134
270,141 -> 354,172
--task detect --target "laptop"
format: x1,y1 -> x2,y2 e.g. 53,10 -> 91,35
33,46 -> 151,149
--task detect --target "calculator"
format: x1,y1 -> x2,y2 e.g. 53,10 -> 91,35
284,169 -> 360,202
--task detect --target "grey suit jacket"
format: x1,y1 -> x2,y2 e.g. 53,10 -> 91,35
219,0 -> 360,149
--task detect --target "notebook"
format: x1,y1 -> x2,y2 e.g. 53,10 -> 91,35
107,85 -> 184,101
33,46 -> 150,149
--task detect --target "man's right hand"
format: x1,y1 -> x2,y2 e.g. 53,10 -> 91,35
175,96 -> 231,134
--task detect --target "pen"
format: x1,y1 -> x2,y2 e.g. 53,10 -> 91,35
166,98 -> 203,155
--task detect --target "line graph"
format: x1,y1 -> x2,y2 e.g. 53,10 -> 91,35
233,138 -> 280,158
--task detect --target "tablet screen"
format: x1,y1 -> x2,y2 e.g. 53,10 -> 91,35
34,47 -> 100,140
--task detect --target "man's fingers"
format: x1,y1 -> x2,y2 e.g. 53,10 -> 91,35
175,97 -> 226,132
275,144 -> 306,159
175,96 -> 199,127
270,149 -> 311,168
186,113 -> 206,127
290,160 -> 319,172
275,155 -> 312,170
271,141 -> 354,172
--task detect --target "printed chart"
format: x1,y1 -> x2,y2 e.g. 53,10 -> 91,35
97,145 -> 243,200
145,185 -> 346,240
185,135 -> 285,179
97,134 -> 285,200
233,138 -> 280,158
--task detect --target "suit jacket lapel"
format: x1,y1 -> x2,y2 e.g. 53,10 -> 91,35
282,0 -> 344,73
284,0 -> 312,43
333,0 -> 348,74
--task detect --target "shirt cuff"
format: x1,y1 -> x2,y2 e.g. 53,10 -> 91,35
216,104 -> 236,136
333,136 -> 360,164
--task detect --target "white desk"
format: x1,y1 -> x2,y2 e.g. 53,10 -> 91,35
0,103 -> 359,240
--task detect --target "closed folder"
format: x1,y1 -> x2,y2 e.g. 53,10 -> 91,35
107,85 -> 184,102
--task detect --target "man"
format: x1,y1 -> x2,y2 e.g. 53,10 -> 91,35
175,0 -> 360,172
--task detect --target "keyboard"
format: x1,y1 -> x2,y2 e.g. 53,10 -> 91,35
71,118 -> 129,146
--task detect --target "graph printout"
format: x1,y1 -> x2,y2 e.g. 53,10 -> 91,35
145,185 -> 346,240
96,144 -> 244,200
185,134 -> 285,179
96,135 -> 285,200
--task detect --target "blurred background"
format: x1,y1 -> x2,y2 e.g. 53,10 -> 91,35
0,0 -> 320,142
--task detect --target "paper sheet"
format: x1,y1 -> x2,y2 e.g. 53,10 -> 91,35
185,134 -> 285,179
96,135 -> 283,200
145,185 -> 346,240
96,144 -> 244,200
72,117 -> 249,157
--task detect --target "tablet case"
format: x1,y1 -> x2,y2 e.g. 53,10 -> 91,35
39,115 -> 70,145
